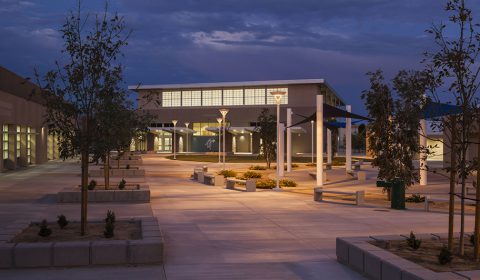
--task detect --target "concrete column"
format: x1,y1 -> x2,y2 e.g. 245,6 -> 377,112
346,105 -> 352,172
327,128 -> 332,164
419,119 -> 427,186
286,108 -> 292,172
316,95 -> 324,186
279,123 -> 285,177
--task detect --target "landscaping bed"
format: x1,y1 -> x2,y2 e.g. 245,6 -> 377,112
57,184 -> 150,203
89,168 -> 145,177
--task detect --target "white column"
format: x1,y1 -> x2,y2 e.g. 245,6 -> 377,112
346,105 -> 352,172
327,128 -> 332,164
279,123 -> 285,177
419,119 -> 427,186
286,108 -> 292,172
316,95 -> 324,186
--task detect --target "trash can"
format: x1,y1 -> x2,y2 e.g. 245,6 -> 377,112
376,180 -> 405,210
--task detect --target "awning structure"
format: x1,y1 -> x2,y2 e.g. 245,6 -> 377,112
290,103 -> 370,128
422,101 -> 462,120
149,127 -> 196,134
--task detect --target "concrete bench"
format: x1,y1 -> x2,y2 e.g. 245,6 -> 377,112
192,166 -> 208,180
352,160 -> 364,171
308,172 -> 327,183
424,196 -> 476,211
226,177 -> 257,192
314,187 -> 365,205
204,173 -> 224,186
325,163 -> 332,170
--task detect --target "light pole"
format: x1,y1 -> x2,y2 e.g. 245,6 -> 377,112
271,91 -> 286,190
184,122 -> 190,153
216,117 -> 222,163
219,109 -> 229,171
172,120 -> 177,159
311,120 -> 314,164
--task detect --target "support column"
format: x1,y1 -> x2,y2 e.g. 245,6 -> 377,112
346,105 -> 352,172
419,119 -> 428,186
286,108 -> 292,172
316,95 -> 324,186
327,129 -> 332,164
279,123 -> 285,177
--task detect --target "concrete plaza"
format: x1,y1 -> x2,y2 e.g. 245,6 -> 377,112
0,155 -> 474,279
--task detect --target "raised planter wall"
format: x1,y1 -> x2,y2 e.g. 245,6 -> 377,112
89,168 -> 145,178
0,217 -> 163,268
57,185 -> 150,203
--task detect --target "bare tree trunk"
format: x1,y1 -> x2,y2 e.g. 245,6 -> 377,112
104,153 -> 110,190
448,116 -> 456,251
80,150 -> 89,236
475,127 -> 480,260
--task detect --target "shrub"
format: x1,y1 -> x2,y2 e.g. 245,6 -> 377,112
242,171 -> 262,179
104,219 -> 114,238
306,163 -> 316,167
57,214 -> 69,229
118,178 -> 126,190
405,193 -> 425,203
38,219 -> 52,237
292,163 -> 299,168
471,234 -> 476,245
126,164 -> 130,169
249,165 -> 267,170
105,210 -> 116,224
88,179 -> 97,190
438,245 -> 452,265
406,231 -> 421,250
218,170 -> 237,178
256,179 -> 276,189
280,179 -> 297,187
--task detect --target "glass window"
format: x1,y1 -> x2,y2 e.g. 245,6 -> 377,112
192,122 -> 219,136
162,91 -> 181,107
182,90 -> 201,106
16,126 -> 20,158
223,89 -> 243,106
202,90 -> 222,106
245,88 -> 266,105
2,125 -> 8,160
27,127 -> 31,164
267,87 -> 288,105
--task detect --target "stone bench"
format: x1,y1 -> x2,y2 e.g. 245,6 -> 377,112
203,173 -> 225,186
192,166 -> 208,180
226,177 -> 256,192
314,187 -> 365,205
424,196 -> 476,212
308,171 -> 327,183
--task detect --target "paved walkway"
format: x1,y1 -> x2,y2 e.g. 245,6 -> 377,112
0,155 -> 475,279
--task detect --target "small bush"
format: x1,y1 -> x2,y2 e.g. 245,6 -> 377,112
128,156 -> 132,160
406,231 -> 421,250
249,165 -> 267,170
57,214 -> 69,229
256,179 -> 276,189
438,246 -> 452,265
218,170 -> 237,178
306,163 -> 316,167
118,178 -> 126,190
105,210 -> 116,224
242,171 -> 262,179
38,219 -> 52,237
291,163 -> 299,168
280,179 -> 297,187
405,193 -> 425,203
126,164 -> 130,169
88,179 -> 97,191
471,234 -> 476,245
104,219 -> 114,238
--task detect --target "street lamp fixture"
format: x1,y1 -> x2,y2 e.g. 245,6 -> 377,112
270,91 -> 286,190
172,120 -> 177,159
216,117 -> 222,163
219,109 -> 229,170
184,122 -> 190,153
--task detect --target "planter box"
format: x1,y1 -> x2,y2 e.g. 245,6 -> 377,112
0,218 -> 163,268
336,235 -> 471,280
57,185 -> 150,203
89,168 -> 146,178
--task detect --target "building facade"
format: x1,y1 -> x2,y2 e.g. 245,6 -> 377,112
0,66 -> 59,172
129,79 -> 345,155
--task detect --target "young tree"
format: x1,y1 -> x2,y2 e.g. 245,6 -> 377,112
37,2 -> 129,235
255,108 -> 277,168
425,0 -> 480,256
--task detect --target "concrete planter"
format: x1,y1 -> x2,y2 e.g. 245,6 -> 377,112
337,234 -> 474,280
0,217 -> 163,268
57,185 -> 150,203
89,168 -> 145,178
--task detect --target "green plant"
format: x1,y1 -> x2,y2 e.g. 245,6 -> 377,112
88,179 -> 97,191
104,219 -> 114,238
292,163 -> 299,168
438,245 -> 453,265
241,171 -> 262,179
38,219 -> 52,237
105,210 -> 116,224
405,194 -> 425,203
218,170 -> 237,178
280,179 -> 297,187
57,214 -> 69,229
471,234 -> 475,246
118,178 -> 126,190
249,165 -> 267,170
256,179 -> 276,189
406,231 -> 421,250
126,164 -> 130,169
306,163 -> 316,167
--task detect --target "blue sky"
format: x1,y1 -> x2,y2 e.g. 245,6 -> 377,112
1,0 -> 477,113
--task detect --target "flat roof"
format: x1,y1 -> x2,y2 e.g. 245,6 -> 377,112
128,79 -> 326,90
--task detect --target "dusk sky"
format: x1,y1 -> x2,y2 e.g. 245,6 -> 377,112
1,0 -> 478,113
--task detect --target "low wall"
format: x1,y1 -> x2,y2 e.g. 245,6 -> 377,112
57,185 -> 150,203
89,168 -> 145,178
0,217 -> 163,268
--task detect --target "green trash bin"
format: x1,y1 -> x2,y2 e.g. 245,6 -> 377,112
376,180 -> 405,210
